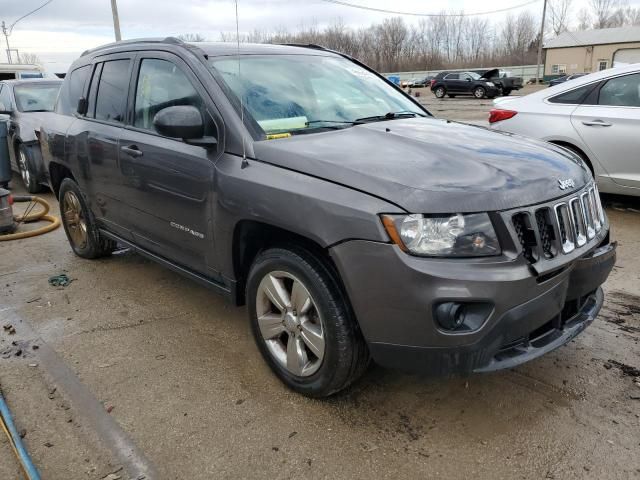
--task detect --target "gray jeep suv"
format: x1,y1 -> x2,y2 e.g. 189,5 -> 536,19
40,38 -> 616,397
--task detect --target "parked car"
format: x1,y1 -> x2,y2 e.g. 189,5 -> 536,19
430,71 -> 499,98
40,38 -> 614,397
474,69 -> 523,95
489,63 -> 640,197
0,79 -> 62,192
0,63 -> 52,81
548,73 -> 587,87
408,76 -> 433,88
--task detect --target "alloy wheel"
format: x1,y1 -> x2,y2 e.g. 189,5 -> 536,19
256,271 -> 325,377
62,191 -> 88,249
18,150 -> 32,189
474,87 -> 485,99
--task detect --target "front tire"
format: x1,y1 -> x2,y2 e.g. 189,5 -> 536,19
473,86 -> 486,99
17,144 -> 42,194
58,178 -> 116,259
434,86 -> 446,98
247,247 -> 369,397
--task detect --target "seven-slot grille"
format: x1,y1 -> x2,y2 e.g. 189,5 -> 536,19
510,184 -> 605,264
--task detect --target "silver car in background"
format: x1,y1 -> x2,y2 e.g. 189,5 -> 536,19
489,64 -> 640,197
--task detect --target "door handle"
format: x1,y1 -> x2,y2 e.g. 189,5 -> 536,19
121,145 -> 143,157
582,120 -> 612,127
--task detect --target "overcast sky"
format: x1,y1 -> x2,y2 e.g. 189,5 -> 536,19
0,0 -> 630,72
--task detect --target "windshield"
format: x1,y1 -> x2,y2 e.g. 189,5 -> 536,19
209,54 -> 426,136
467,72 -> 481,80
14,84 -> 61,112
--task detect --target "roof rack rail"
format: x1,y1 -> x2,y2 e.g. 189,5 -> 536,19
280,43 -> 330,51
81,36 -> 186,57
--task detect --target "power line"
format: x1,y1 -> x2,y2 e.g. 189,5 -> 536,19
7,0 -> 55,34
319,0 -> 541,17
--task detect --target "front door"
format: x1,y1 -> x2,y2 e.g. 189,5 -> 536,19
571,72 -> 640,189
117,53 -> 220,275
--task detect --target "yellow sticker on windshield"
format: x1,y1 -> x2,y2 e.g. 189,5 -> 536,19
266,133 -> 292,140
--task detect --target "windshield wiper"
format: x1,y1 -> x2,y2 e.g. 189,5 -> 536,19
354,111 -> 426,123
305,120 -> 357,126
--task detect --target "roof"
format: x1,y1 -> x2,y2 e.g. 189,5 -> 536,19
544,26 -> 640,49
0,63 -> 43,71
0,79 -> 62,86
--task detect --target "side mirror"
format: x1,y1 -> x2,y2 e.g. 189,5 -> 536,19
466,78 -> 472,82
154,106 -> 217,147
77,97 -> 88,115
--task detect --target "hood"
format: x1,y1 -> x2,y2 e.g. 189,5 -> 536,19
253,118 -> 591,213
480,68 -> 499,80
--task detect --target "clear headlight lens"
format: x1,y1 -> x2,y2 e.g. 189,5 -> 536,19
382,213 -> 501,257
485,81 -> 495,86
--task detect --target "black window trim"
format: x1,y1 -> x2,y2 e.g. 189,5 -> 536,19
545,80 -> 601,105
82,52 -> 135,128
123,50 -> 224,151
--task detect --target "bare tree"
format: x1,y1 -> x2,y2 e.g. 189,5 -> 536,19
590,0 -> 620,28
177,33 -> 207,42
577,8 -> 592,29
549,0 -> 573,35
19,52 -> 42,65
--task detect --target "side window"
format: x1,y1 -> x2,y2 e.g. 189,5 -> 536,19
133,58 -> 211,134
0,84 -> 12,110
548,83 -> 598,104
445,73 -> 459,80
56,65 -> 90,115
94,59 -> 131,123
598,73 -> 640,107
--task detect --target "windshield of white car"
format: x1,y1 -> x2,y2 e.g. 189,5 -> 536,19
209,54 -> 426,136
14,84 -> 60,112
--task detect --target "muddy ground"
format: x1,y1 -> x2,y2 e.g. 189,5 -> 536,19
1,97 -> 639,479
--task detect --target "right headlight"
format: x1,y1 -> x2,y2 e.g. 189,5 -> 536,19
381,213 -> 501,257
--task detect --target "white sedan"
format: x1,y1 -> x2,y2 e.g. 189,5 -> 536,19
489,64 -> 640,197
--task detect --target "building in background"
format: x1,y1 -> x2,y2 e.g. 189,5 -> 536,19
543,26 -> 640,79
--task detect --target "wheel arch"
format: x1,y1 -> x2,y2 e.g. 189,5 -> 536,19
232,220 -> 344,307
49,162 -> 76,198
548,140 -> 594,175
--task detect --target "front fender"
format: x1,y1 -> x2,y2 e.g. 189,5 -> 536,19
212,153 -> 404,279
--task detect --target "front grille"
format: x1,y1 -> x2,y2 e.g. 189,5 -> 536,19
509,184 -> 605,264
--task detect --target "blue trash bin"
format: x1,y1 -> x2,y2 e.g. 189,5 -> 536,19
0,120 -> 11,188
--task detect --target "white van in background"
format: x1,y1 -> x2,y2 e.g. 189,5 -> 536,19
0,64 -> 54,81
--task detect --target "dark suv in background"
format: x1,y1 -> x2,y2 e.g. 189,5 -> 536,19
430,71 -> 499,99
39,38 -> 615,397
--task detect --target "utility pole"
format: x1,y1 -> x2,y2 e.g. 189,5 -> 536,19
535,0 -> 548,84
1,21 -> 11,63
110,0 -> 122,42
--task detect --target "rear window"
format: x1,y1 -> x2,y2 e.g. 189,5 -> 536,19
548,83 -> 598,105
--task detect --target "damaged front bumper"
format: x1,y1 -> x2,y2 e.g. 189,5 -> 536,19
330,236 -> 616,376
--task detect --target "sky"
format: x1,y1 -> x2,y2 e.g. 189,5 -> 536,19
0,0 -> 628,72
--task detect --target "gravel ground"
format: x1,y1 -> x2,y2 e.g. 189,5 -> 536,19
1,94 -> 639,479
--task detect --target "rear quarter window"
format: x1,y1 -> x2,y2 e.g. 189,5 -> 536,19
56,65 -> 90,115
548,83 -> 598,105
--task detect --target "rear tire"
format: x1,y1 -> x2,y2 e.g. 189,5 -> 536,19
17,144 -> 42,194
58,178 -> 116,259
434,86 -> 446,98
503,88 -> 512,96
247,246 -> 369,397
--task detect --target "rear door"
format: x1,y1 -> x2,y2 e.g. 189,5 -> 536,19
116,52 -> 220,274
571,72 -> 640,189
444,73 -> 463,93
67,55 -> 134,240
